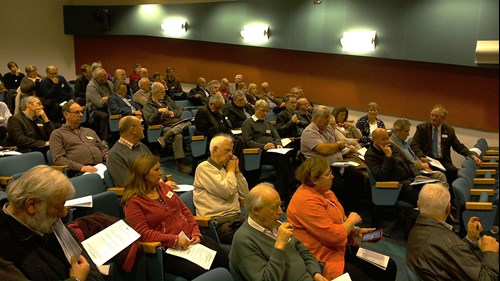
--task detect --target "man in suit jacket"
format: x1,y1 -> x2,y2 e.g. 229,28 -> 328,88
187,77 -> 210,106
410,104 -> 481,184
108,80 -> 142,117
7,96 -> 54,153
225,90 -> 254,129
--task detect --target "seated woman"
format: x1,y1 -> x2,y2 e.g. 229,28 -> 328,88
355,102 -> 386,147
122,154 -> 229,280
286,157 -> 397,281
332,106 -> 362,140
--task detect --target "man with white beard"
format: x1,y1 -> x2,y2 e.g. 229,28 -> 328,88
0,166 -> 104,281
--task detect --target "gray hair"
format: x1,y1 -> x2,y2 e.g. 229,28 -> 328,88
232,90 -> 245,100
393,118 -> 411,132
206,80 -> 220,91
91,62 -> 102,70
6,165 -> 75,208
312,105 -> 330,121
209,134 -> 233,155
21,96 -> 39,111
255,99 -> 269,110
432,104 -> 448,118
151,82 -> 164,94
93,67 -> 105,79
209,93 -> 225,105
245,182 -> 276,214
418,183 -> 450,217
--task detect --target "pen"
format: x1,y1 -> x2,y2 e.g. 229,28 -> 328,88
276,220 -> 294,230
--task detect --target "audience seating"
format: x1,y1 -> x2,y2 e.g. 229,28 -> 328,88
108,109 -> 121,133
0,151 -> 47,186
69,173 -> 107,199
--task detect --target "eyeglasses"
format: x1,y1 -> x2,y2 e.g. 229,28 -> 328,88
320,172 -> 333,178
257,107 -> 270,113
68,110 -> 83,115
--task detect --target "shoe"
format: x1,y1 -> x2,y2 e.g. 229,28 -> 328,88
157,137 -> 166,148
177,163 -> 192,174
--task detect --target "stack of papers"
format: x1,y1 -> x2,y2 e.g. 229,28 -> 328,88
83,163 -> 107,179
356,248 -> 389,270
410,177 -> 439,186
331,161 -> 360,167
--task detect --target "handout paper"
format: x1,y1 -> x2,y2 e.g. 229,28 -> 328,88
356,247 -> 389,270
267,148 -> 294,155
425,156 -> 446,171
330,161 -> 360,167
65,195 -> 93,207
83,163 -> 107,179
52,219 -> 82,263
166,243 -> 216,270
81,220 -> 140,266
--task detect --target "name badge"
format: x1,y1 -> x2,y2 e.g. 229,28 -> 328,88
61,84 -> 65,88
442,134 -> 448,138
166,191 -> 174,198
86,136 -> 94,140
266,130 -> 271,134
36,123 -> 44,127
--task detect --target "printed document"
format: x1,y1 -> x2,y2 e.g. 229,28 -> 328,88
332,272 -> 352,281
65,195 -> 93,207
83,163 -> 107,179
409,177 -> 439,186
281,138 -> 292,147
52,219 -> 82,263
267,148 -> 294,155
425,156 -> 446,171
331,161 -> 360,167
82,220 -> 140,266
166,243 -> 216,270
356,248 -> 389,270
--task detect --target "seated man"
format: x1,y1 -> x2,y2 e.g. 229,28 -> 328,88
7,96 -> 54,153
187,77 -> 210,106
74,64 -> 92,106
49,100 -> 109,177
411,104 -> 482,184
230,183 -> 328,281
276,94 -> 306,138
108,81 -> 142,117
296,98 -> 312,127
0,165 -> 104,281
390,118 -> 448,187
38,65 -> 74,123
107,116 -> 151,186
241,100 -> 294,205
228,74 -> 243,97
225,90 -> 254,129
193,134 -> 249,244
0,101 -> 10,143
193,93 -> 232,142
143,82 -> 192,174
301,105 -> 368,211
407,183 -> 499,280
165,66 -> 184,99
133,77 -> 152,107
365,128 -> 424,207
257,82 -> 281,110
86,67 -> 113,144
130,67 -> 149,93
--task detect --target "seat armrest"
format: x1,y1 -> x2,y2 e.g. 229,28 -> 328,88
149,124 -> 162,130
375,181 -> 400,188
192,135 -> 205,141
483,155 -> 499,162
470,189 -> 495,196
0,176 -> 13,186
486,149 -> 498,156
480,162 -> 498,169
465,202 -> 493,210
194,216 -> 213,228
476,169 -> 496,176
243,148 -> 260,154
107,187 -> 124,196
139,242 -> 162,254
110,114 -> 121,120
473,178 -> 496,185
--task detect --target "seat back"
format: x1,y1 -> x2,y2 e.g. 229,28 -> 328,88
180,110 -> 193,120
103,169 -> 115,188
179,190 -> 196,215
243,148 -> 262,172
147,125 -> 163,143
69,173 -> 107,199
108,108 -> 121,132
92,191 -> 120,218
367,167 -> 402,206
0,151 -> 46,177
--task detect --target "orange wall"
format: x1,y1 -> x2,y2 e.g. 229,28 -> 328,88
74,35 -> 499,132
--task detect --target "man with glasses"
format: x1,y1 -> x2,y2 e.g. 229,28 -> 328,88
276,94 -> 305,138
7,96 -> 54,153
241,100 -> 295,207
49,100 -> 108,177
411,104 -> 481,184
38,65 -> 74,124
107,116 -> 152,186
225,90 -> 254,129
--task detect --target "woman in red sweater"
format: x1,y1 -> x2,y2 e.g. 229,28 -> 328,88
286,157 -> 397,281
122,154 -> 228,279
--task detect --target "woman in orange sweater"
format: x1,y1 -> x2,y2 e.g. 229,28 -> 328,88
286,157 -> 397,280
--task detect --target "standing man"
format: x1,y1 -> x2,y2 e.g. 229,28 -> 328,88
38,65 -> 74,123
86,67 -> 113,145
50,100 -> 108,177
7,96 -> 54,153
407,183 -> 498,280
411,104 -> 481,184
230,183 -> 328,281
0,165 -> 104,281
193,134 -> 249,244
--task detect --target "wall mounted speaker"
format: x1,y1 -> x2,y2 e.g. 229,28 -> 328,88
95,9 -> 109,31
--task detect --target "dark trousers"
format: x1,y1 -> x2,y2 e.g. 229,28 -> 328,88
261,150 -> 294,203
90,110 -> 110,142
331,166 -> 369,212
344,244 -> 397,281
162,236 -> 229,280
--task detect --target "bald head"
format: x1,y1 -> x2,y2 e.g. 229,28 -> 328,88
372,128 -> 389,148
246,183 -> 279,214
118,116 -> 144,142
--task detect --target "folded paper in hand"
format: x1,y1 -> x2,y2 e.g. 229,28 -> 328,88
65,195 -> 93,208
409,177 -> 440,186
425,156 -> 446,171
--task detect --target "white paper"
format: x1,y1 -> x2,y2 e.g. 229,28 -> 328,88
52,219 -> 82,263
267,148 -> 294,155
0,150 -> 22,156
425,156 -> 446,171
420,170 -> 437,175
65,195 -> 93,207
281,138 -> 292,147
231,129 -> 242,135
469,147 -> 482,157
356,247 -> 389,270
174,184 -> 194,193
83,163 -> 107,179
81,220 -> 140,266
409,178 -> 440,186
332,272 -> 352,281
330,161 -> 360,167
357,147 -> 367,156
165,243 -> 216,270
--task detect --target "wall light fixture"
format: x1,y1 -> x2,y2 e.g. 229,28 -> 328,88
161,18 -> 187,36
340,31 -> 376,52
241,24 -> 269,43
